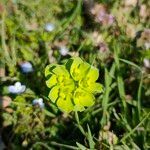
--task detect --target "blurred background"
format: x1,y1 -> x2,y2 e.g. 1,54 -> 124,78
0,0 -> 150,149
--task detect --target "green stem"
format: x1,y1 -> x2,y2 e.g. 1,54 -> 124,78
75,111 -> 86,137
114,45 -> 127,116
120,112 -> 150,142
137,73 -> 143,120
119,58 -> 143,121
50,141 -> 78,150
1,12 -> 11,64
32,142 -> 51,150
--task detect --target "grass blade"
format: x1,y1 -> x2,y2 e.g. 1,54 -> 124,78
76,142 -> 88,150
121,112 -> 150,142
87,125 -> 95,149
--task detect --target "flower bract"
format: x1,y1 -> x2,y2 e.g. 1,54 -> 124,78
45,57 -> 103,113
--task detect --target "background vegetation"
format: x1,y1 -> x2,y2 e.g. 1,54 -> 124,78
0,0 -> 150,149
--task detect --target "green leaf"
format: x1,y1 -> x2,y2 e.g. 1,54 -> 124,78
20,48 -> 34,61
43,109 -> 56,118
87,125 -> 95,149
76,142 -> 88,150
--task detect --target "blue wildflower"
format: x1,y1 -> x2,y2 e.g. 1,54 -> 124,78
8,82 -> 26,94
32,98 -> 45,108
20,62 -> 33,73
45,23 -> 55,32
59,46 -> 69,56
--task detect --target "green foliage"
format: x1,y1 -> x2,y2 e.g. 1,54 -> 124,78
0,0 -> 150,149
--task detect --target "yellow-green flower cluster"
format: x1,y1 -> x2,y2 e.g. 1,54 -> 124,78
45,57 -> 103,113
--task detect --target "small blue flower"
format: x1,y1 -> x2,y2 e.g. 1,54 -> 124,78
59,46 -> 69,56
8,82 -> 26,94
32,98 -> 45,108
45,23 -> 55,32
20,62 -> 33,73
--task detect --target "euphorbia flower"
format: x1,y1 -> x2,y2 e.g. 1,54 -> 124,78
57,93 -> 74,112
45,64 -> 74,88
45,57 -> 103,113
68,57 -> 90,81
79,66 -> 103,94
73,88 -> 95,110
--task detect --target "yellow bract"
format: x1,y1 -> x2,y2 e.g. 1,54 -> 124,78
45,57 -> 103,113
